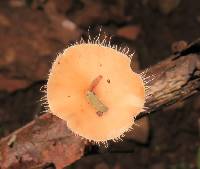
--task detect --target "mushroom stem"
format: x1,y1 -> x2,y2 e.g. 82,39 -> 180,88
89,75 -> 103,92
86,91 -> 108,113
86,75 -> 108,116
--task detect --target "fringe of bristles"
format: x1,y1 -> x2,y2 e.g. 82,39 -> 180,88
39,28 -> 156,145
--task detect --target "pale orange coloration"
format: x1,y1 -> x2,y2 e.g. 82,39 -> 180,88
47,43 -> 145,143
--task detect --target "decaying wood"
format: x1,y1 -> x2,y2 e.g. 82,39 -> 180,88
0,114 -> 87,169
146,50 -> 200,113
0,40 -> 200,169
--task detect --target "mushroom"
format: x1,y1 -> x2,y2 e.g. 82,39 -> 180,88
46,43 -> 145,143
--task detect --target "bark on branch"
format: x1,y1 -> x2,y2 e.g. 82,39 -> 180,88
0,40 -> 200,169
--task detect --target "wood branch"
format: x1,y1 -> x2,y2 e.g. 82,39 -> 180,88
0,114 -> 87,169
0,40 -> 200,169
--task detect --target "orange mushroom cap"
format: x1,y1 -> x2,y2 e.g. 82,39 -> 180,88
47,43 -> 145,142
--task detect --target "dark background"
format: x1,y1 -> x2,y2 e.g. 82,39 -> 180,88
0,0 -> 199,169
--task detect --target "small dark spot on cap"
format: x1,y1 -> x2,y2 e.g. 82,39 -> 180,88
67,96 -> 71,98
96,111 -> 104,117
99,64 -> 102,67
58,61 -> 60,64
107,79 -> 110,83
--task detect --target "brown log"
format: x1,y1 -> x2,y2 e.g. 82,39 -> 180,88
0,114 -> 87,169
0,40 -> 200,169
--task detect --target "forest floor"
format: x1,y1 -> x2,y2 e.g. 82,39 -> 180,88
0,0 -> 200,169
